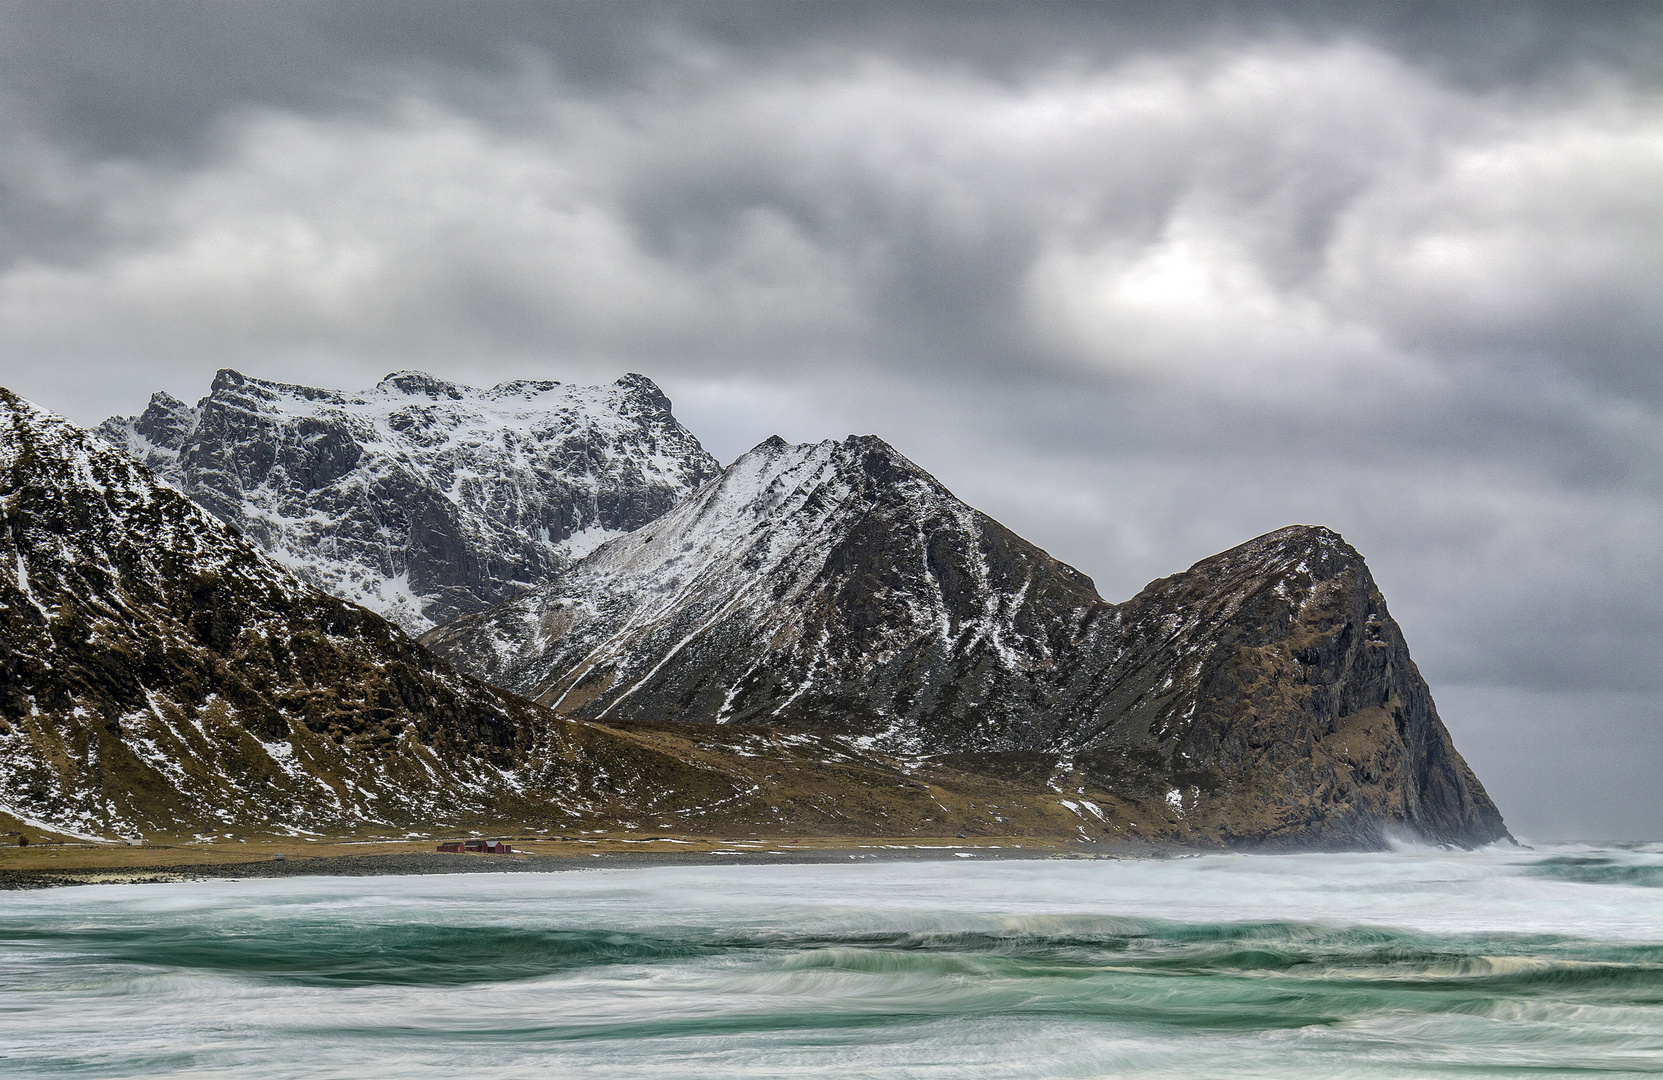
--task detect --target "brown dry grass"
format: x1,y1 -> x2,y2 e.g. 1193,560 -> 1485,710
0,827 -> 1084,876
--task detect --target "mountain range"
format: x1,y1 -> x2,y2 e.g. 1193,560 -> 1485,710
3,387 -> 1087,842
425,434 -> 1507,849
0,371 -> 1509,848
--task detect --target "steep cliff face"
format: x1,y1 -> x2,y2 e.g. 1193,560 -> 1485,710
1054,526 -> 1511,849
97,370 -> 719,631
426,436 -> 1509,849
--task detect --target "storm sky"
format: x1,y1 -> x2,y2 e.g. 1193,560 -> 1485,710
2,1 -> 1658,840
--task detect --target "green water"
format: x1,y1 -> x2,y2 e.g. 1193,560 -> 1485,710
2,846 -> 1660,1077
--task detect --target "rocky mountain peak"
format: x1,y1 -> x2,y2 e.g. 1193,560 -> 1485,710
209,367 -> 340,404
2,387 -> 533,836
1125,524 -> 1358,613
208,367 -> 246,393
612,372 -> 673,412
1204,523 -> 1354,575
376,370 -> 466,399
424,432 -> 1106,732
1079,524 -> 1509,849
98,391 -> 200,468
97,369 -> 722,631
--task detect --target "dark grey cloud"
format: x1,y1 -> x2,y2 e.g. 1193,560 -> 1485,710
0,1 -> 1658,838
10,2 -> 1661,144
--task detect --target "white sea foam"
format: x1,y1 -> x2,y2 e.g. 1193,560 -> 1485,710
1,846 -> 1660,1078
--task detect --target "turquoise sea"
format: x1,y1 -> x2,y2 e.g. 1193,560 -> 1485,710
2,845 -> 1661,1078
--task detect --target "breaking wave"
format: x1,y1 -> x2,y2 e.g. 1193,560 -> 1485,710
1523,852 -> 1663,888
2,845 -> 1661,1077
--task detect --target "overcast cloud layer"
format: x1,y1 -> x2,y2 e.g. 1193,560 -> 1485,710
1,2 -> 1658,840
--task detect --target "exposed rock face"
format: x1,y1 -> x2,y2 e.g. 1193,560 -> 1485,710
1054,526 -> 1511,850
97,369 -> 719,632
427,435 -> 1509,849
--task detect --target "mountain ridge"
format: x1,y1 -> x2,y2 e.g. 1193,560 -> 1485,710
97,369 -> 720,631
10,389 -> 1174,845
424,435 -> 1104,732
426,434 -> 1510,850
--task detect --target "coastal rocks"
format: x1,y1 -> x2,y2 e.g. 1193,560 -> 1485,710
97,369 -> 719,631
1058,526 -> 1511,849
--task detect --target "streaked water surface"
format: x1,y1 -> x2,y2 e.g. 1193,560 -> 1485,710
3,845 -> 1661,1078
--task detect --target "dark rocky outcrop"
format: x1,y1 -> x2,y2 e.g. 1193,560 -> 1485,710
1055,525 -> 1510,849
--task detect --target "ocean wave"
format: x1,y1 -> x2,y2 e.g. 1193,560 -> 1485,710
9,914 -> 1661,999
3,847 -> 1661,1078
1523,854 -> 1663,888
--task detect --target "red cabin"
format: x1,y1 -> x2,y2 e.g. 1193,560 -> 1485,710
436,839 -> 513,854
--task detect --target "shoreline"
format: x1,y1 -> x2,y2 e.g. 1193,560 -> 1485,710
0,836 -> 1158,890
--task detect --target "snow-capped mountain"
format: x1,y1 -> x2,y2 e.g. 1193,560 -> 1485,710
4,388 -> 945,841
427,435 -> 1509,849
423,434 -> 1102,732
98,369 -> 719,631
2,386 -> 543,837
